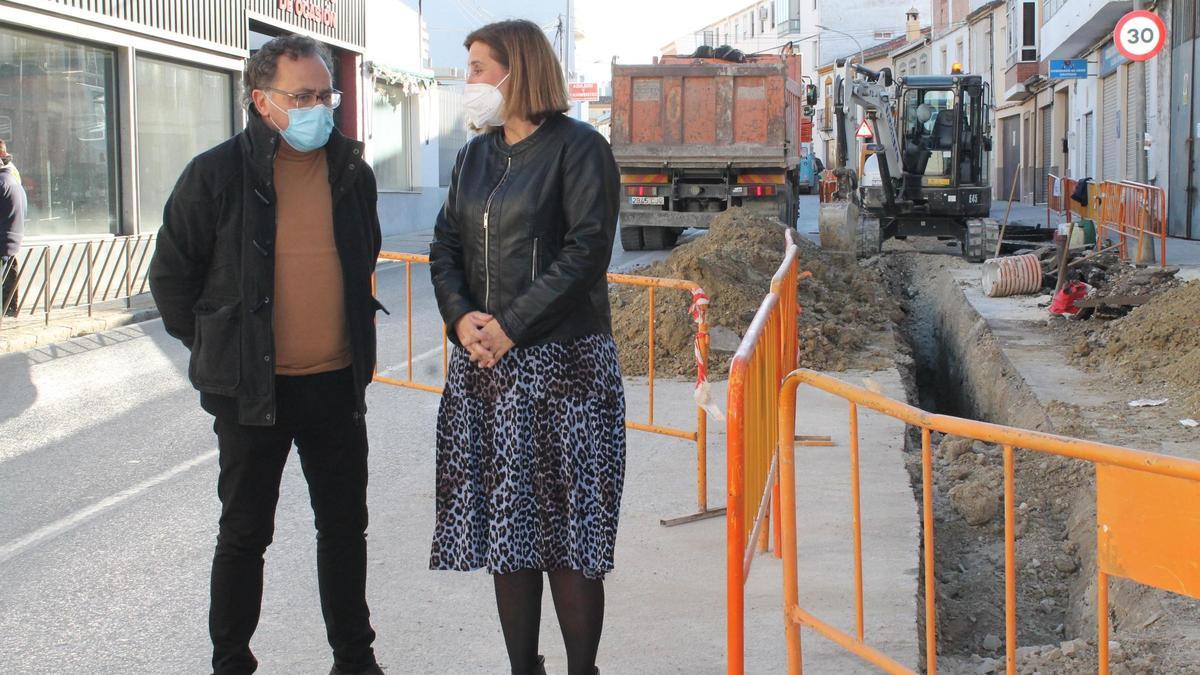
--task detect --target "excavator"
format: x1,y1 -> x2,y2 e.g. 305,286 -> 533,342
818,59 -> 1001,261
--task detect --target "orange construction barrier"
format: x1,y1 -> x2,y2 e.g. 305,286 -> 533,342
773,369 -> 1200,675
1097,180 -> 1167,268
372,250 -> 723,525
726,230 -> 811,675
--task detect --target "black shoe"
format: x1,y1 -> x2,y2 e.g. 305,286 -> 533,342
524,655 -> 547,675
329,665 -> 384,675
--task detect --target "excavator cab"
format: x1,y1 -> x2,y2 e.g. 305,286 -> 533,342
897,77 -> 991,195
819,64 -> 999,262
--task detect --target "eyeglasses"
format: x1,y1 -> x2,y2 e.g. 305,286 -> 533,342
263,87 -> 342,110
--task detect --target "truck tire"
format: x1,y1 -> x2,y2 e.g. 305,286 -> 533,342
620,226 -> 645,251
642,227 -> 678,250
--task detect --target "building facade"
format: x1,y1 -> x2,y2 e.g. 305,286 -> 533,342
363,0 -> 441,235
0,0 -> 446,244
664,0 -> 932,97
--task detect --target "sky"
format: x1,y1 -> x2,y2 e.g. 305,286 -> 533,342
574,0 -> 757,84
401,0 -> 764,85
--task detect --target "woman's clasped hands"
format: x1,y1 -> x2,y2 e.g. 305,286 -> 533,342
455,311 -> 515,368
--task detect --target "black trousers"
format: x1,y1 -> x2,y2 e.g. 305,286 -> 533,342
209,367 -> 377,674
2,256 -> 17,316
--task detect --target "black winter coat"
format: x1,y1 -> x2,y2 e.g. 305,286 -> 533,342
429,114 -> 620,347
149,112 -> 384,426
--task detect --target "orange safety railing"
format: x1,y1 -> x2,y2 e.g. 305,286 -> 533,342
1098,181 -> 1168,268
774,369 -> 1200,675
1046,174 -> 1167,268
726,230 -> 810,675
373,250 -> 723,525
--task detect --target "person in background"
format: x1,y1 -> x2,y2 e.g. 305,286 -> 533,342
428,19 -> 624,675
0,140 -> 26,318
149,34 -> 384,675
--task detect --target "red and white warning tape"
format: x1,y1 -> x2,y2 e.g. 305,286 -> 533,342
688,288 -> 725,421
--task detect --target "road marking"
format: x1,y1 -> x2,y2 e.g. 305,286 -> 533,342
0,449 -> 218,565
377,344 -> 446,378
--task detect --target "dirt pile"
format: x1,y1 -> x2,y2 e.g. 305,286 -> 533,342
1073,281 -> 1200,414
610,208 -> 896,377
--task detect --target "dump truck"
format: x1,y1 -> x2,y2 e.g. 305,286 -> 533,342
610,49 -> 815,250
818,60 -> 1001,261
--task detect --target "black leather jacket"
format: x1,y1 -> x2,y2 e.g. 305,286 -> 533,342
430,114 -> 620,347
149,112 -> 383,426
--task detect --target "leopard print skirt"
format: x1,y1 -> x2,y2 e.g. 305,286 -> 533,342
429,333 -> 627,580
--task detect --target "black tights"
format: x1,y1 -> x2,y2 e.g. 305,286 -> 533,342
493,569 -> 604,675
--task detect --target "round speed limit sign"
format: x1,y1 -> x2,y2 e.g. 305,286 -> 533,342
1114,10 -> 1167,61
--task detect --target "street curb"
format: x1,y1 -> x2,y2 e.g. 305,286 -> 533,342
0,308 -> 161,355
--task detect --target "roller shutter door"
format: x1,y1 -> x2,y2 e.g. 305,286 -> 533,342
1101,74 -> 1120,181
1125,63 -> 1145,182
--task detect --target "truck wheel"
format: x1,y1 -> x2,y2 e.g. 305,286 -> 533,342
620,226 -> 645,251
642,227 -> 676,250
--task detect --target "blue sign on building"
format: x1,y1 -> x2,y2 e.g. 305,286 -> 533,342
1049,59 -> 1090,79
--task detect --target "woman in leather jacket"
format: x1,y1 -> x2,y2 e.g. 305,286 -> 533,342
427,19 -> 625,675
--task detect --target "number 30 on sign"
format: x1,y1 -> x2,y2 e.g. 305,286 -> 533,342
1114,10 -> 1167,62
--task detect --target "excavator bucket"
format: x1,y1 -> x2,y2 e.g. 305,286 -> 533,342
818,199 -> 880,258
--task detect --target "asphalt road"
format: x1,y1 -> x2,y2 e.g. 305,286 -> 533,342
0,229 -> 680,674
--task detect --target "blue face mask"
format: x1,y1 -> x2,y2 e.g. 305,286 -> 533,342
268,98 -> 334,152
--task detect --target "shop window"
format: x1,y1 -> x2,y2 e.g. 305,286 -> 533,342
0,27 -> 119,236
136,57 -> 232,232
371,81 -> 414,191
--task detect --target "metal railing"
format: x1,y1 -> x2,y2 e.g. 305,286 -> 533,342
372,250 -> 723,526
1098,180 -> 1167,268
725,230 -> 812,675
1047,174 -> 1167,268
774,370 -> 1200,675
0,234 -> 157,329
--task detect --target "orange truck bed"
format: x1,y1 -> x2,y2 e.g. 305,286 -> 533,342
610,53 -> 806,169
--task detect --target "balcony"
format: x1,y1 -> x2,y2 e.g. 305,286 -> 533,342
777,19 -> 802,37
1041,0 -> 1132,62
1002,61 -> 1040,101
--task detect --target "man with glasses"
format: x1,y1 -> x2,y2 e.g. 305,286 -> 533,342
149,34 -> 384,675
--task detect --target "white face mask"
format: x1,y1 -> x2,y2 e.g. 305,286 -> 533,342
463,73 -> 509,129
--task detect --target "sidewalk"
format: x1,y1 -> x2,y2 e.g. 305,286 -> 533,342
994,200 -> 1200,272
361,372 -> 919,673
0,232 -> 440,355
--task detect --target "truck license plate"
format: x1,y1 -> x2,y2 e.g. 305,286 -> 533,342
630,196 -> 664,205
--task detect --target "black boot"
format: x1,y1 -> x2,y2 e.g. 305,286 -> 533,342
524,655 -> 547,675
329,664 -> 384,675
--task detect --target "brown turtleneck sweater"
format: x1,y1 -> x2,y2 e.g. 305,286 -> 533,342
271,143 -> 352,376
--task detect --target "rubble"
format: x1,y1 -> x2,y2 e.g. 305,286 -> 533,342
1073,281 -> 1200,415
610,207 -> 896,377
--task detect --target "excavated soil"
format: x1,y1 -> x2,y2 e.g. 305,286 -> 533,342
1072,280 -> 1200,416
881,243 -> 1199,674
610,208 -> 896,377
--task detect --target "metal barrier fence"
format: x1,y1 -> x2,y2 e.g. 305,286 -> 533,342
725,230 -> 809,675
1098,181 -> 1167,268
774,369 -> 1200,675
372,250 -> 723,526
1046,174 -> 1167,268
0,234 -> 157,329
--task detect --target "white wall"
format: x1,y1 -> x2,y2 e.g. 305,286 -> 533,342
815,0 -> 931,65
1067,61 -> 1098,178
366,0 -> 445,236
